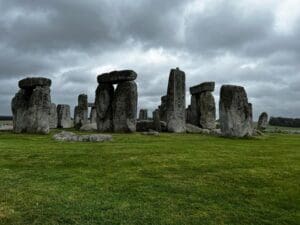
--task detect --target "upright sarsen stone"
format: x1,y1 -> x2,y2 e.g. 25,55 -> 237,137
153,109 -> 161,132
112,81 -> 137,132
57,104 -> 72,128
74,94 -> 88,129
257,112 -> 268,131
49,103 -> 57,129
166,68 -> 186,133
219,85 -> 253,137
11,77 -> 52,134
95,83 -> 114,132
199,92 -> 216,129
90,107 -> 97,124
190,94 -> 200,126
159,95 -> 167,122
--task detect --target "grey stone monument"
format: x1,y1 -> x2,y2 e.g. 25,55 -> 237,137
57,104 -> 73,128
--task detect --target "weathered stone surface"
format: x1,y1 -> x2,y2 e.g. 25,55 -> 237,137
57,104 -> 73,128
53,131 -> 112,142
153,109 -> 161,132
113,81 -> 138,132
95,83 -> 114,132
136,120 -> 155,132
12,85 -> 51,134
80,123 -> 97,131
186,106 -> 192,124
269,117 -> 300,128
19,77 -> 51,89
97,70 -> 137,84
219,85 -> 253,137
141,130 -> 160,136
49,103 -> 57,129
139,109 -> 148,120
159,95 -> 168,122
90,107 -> 97,124
186,123 -> 210,134
74,94 -> 88,129
190,82 -> 215,95
190,95 -> 200,126
166,68 -> 186,133
199,92 -> 216,129
0,125 -> 13,131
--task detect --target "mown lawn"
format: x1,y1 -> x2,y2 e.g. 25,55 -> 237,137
0,131 -> 299,225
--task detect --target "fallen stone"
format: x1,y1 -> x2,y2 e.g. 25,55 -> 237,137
219,85 -> 253,137
190,82 -> 215,95
80,123 -> 97,131
19,77 -> 52,89
186,123 -> 210,134
141,130 -> 160,136
166,68 -> 186,133
53,131 -> 112,142
97,70 -> 137,84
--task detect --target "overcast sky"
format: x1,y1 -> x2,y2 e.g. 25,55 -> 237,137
0,0 -> 299,119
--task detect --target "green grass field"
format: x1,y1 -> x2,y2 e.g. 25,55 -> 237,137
0,131 -> 299,225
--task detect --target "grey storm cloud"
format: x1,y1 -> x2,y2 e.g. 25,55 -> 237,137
0,0 -> 299,119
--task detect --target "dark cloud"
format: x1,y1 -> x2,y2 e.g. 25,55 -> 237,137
0,0 -> 299,120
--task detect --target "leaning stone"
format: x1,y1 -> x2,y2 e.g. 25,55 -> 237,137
12,85 -> 51,134
19,77 -> 51,89
199,92 -> 216,129
49,103 -> 57,129
97,70 -> 137,84
190,82 -> 215,95
166,68 -> 186,133
112,81 -> 138,132
95,83 -> 114,132
257,112 -> 268,131
57,104 -> 73,128
219,85 -> 253,137
139,109 -> 148,120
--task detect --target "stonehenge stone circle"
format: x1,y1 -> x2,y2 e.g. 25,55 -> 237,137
49,103 -> 58,129
57,104 -> 72,128
257,112 -> 268,131
97,70 -> 137,84
139,109 -> 148,120
166,68 -> 186,133
90,106 -> 97,124
189,82 -> 216,129
95,83 -> 114,132
112,81 -> 138,132
219,85 -> 253,137
74,94 -> 88,129
96,70 -> 138,132
11,77 -> 52,134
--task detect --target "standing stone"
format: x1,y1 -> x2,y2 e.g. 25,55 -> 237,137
166,68 -> 186,133
219,85 -> 253,137
74,94 -> 88,129
112,81 -> 138,132
95,83 -> 114,132
257,112 -> 268,131
57,104 -> 72,128
90,107 -> 97,124
190,95 -> 200,126
159,95 -> 168,122
186,105 -> 192,124
153,109 -> 161,132
11,77 -> 52,134
49,103 -> 58,129
139,109 -> 148,120
199,92 -> 216,129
